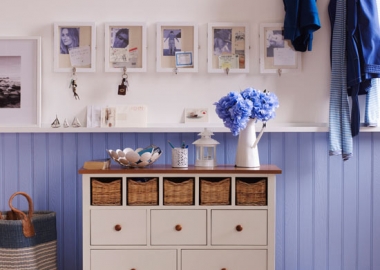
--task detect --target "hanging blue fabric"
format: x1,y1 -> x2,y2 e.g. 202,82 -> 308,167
328,0 -> 353,160
283,0 -> 321,52
346,0 -> 380,136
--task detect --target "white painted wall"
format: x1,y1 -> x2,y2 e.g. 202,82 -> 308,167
1,0 -> 331,127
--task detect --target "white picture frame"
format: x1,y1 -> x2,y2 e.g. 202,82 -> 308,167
259,23 -> 302,74
0,36 -> 41,127
207,22 -> 250,74
54,22 -> 96,72
105,22 -> 147,73
156,22 -> 198,73
184,108 -> 209,123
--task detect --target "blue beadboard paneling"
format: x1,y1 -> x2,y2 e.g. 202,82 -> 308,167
372,133 -> 380,270
313,132 -> 329,270
284,133 -> 299,270
298,133 -> 314,270
1,131 -> 380,270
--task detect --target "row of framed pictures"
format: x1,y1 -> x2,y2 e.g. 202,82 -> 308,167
54,21 -> 301,74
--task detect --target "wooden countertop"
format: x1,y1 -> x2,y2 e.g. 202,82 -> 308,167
78,164 -> 282,175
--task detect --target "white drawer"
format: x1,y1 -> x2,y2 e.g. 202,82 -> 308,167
151,209 -> 207,245
182,249 -> 267,270
211,210 -> 267,245
91,209 -> 146,245
91,249 -> 176,270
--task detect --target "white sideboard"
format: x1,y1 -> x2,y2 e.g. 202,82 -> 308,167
79,164 -> 281,270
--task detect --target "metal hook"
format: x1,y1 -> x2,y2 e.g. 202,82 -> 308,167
174,67 -> 178,75
122,67 -> 128,79
72,67 -> 76,76
277,68 -> 282,77
225,67 -> 229,75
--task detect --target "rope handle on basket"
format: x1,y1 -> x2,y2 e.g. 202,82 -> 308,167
8,192 -> 36,237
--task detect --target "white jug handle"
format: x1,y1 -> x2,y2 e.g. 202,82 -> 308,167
251,122 -> 266,148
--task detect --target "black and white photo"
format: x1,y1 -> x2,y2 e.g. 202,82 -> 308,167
163,29 -> 181,56
0,56 -> 21,108
60,27 -> 80,54
213,28 -> 232,55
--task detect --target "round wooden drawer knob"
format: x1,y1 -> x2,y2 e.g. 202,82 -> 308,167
131,268 -> 136,270
114,224 -> 122,231
221,268 -> 227,270
236,225 -> 243,232
175,224 -> 182,231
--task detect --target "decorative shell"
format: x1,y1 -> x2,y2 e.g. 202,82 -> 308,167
107,145 -> 162,168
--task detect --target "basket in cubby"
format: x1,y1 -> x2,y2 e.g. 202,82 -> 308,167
164,178 -> 194,205
200,178 -> 231,205
236,178 -> 267,206
127,178 -> 158,205
91,179 -> 122,206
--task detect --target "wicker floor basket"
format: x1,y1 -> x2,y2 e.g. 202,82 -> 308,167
164,179 -> 194,205
236,179 -> 267,206
200,178 -> 231,205
91,179 -> 121,206
128,178 -> 158,205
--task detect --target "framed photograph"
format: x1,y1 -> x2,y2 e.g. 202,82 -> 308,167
156,22 -> 198,73
175,52 -> 193,67
208,22 -> 249,74
54,22 -> 96,72
184,108 -> 209,123
105,22 -> 147,72
259,23 -> 301,74
0,37 -> 41,127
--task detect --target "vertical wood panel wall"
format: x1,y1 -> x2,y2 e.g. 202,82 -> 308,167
1,132 -> 379,270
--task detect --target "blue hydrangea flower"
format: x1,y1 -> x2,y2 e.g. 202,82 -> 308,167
214,87 -> 279,135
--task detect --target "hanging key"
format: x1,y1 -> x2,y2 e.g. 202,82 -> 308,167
118,78 -> 127,95
118,68 -> 129,95
71,79 -> 80,100
70,67 -> 79,100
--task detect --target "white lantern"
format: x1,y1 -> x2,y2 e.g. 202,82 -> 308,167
192,128 -> 219,167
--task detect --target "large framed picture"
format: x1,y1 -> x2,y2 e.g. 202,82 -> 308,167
0,37 -> 41,127
259,23 -> 301,74
105,22 -> 147,72
156,22 -> 198,73
207,22 -> 249,74
54,22 -> 96,72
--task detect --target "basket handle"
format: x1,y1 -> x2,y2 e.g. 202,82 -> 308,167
8,192 -> 35,237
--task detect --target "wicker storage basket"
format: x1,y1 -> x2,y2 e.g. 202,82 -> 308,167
200,178 -> 231,205
91,179 -> 121,206
128,178 -> 158,205
236,179 -> 267,206
164,179 -> 194,205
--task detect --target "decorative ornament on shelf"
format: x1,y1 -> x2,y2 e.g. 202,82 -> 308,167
192,128 -> 220,167
51,115 -> 60,128
214,87 -> 279,167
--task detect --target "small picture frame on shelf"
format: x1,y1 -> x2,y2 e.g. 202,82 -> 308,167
207,22 -> 249,74
0,37 -> 41,127
184,108 -> 209,123
53,22 -> 96,72
156,22 -> 198,73
105,22 -> 147,72
259,23 -> 301,74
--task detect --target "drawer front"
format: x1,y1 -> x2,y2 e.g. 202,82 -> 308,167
151,209 -> 207,245
182,249 -> 267,270
212,210 -> 267,245
91,249 -> 176,270
91,209 -> 146,245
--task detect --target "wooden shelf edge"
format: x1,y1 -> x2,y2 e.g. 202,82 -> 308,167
2,123 -> 379,133
78,164 -> 282,175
